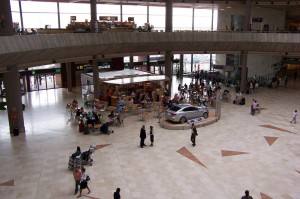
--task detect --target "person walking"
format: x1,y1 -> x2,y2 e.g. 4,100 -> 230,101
191,126 -> 198,147
140,125 -> 146,148
113,187 -> 121,199
73,166 -> 82,195
149,126 -> 154,146
290,110 -> 297,124
77,167 -> 91,198
241,190 -> 253,199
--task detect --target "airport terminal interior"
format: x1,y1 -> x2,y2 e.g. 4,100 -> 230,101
0,0 -> 300,199
0,76 -> 299,199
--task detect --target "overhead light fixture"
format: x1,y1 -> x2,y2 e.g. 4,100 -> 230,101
271,1 -> 274,4
225,1 -> 228,4
287,1 -> 290,4
211,1 -> 214,3
255,1 -> 258,4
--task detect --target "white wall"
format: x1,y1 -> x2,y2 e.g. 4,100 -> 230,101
247,54 -> 282,77
215,54 -> 282,78
218,6 -> 286,31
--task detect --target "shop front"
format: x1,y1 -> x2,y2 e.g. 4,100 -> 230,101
81,69 -> 170,107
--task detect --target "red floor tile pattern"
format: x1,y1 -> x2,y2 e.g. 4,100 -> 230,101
95,144 -> 111,150
177,147 -> 207,168
259,125 -> 295,134
82,195 -> 101,199
260,192 -> 272,199
0,180 -> 14,186
221,150 -> 249,157
264,136 -> 278,146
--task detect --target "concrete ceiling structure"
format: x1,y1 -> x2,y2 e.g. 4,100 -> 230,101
10,0 -> 300,12
1,0 -> 299,73
1,31 -> 300,73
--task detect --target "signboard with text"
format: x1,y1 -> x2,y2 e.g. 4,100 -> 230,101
99,16 -> 118,21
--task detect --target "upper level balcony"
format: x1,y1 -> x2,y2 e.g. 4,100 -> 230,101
0,31 -> 300,72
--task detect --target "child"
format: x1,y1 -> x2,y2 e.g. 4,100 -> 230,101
149,126 -> 154,146
290,110 -> 297,124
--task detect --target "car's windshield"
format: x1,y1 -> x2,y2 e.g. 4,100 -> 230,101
169,106 -> 181,112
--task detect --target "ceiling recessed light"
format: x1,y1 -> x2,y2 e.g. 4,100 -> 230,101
220,8 -> 225,10
226,6 -> 231,8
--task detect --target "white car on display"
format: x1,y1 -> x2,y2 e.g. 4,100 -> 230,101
165,104 -> 209,124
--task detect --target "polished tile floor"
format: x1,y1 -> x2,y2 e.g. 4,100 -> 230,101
0,76 -> 299,199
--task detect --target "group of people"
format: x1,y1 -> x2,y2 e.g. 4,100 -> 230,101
72,150 -> 122,199
139,125 -> 154,148
73,166 -> 91,198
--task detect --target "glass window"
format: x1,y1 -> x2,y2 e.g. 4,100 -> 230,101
123,5 -> 147,27
23,13 -> 58,29
97,4 -> 120,21
21,1 -> 57,13
170,106 -> 181,112
149,6 -> 165,31
10,0 -> 19,12
60,13 -> 91,29
60,3 -> 90,14
194,9 -> 213,31
173,7 -> 193,31
11,12 -> 21,26
213,9 -> 218,31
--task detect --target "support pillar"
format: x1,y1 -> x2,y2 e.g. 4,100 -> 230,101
90,0 -> 97,32
129,55 -> 134,69
165,51 -> 173,95
179,54 -> 184,78
240,51 -> 248,93
244,0 -> 252,31
165,0 -> 173,32
215,89 -> 221,119
66,62 -> 72,92
3,66 -> 25,133
0,0 -> 14,36
92,58 -> 99,100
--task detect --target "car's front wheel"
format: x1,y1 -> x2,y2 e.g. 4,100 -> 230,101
179,117 -> 186,124
203,112 -> 208,119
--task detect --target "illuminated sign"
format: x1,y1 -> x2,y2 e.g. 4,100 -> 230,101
99,16 -> 118,21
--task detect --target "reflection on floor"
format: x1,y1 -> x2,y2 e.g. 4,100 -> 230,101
0,76 -> 299,199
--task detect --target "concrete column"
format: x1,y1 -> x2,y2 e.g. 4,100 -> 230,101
129,55 -> 134,69
147,56 -> 150,72
18,0 -> 24,31
66,62 -> 72,92
90,0 -> 97,32
244,0 -> 252,31
3,65 -> 25,133
215,89 -> 221,119
147,3 -> 149,23
0,0 -> 14,36
165,0 -> 172,32
240,51 -> 248,93
92,58 -> 99,100
179,54 -> 184,78
165,51 -> 173,94
120,4 -> 123,22
57,2 -> 61,29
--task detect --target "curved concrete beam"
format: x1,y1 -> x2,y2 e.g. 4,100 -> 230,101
0,32 -> 299,70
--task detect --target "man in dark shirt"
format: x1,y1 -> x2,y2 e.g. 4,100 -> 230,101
140,125 -> 146,148
113,188 -> 121,199
241,190 -> 253,199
